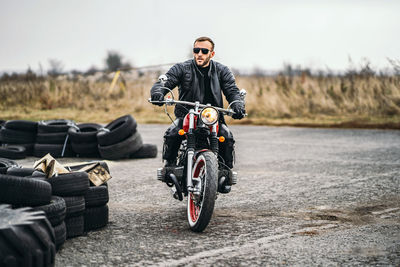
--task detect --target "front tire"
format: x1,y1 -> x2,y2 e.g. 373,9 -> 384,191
187,151 -> 218,232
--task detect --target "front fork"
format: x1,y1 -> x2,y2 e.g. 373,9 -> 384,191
186,110 -> 196,192
187,121 -> 219,194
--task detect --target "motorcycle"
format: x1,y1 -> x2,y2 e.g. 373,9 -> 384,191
149,75 -> 247,232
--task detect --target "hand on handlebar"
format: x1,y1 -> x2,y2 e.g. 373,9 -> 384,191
150,93 -> 165,106
231,102 -> 246,120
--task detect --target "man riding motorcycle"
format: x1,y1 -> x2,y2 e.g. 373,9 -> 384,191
150,36 -> 246,191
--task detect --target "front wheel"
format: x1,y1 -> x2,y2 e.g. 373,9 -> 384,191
187,151 -> 218,232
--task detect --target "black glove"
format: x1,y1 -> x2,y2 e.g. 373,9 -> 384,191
151,92 -> 164,106
231,102 -> 246,120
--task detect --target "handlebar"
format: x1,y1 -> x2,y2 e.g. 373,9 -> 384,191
148,98 -> 237,116
150,76 -> 247,119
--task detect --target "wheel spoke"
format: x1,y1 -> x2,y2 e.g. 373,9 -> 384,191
198,166 -> 205,178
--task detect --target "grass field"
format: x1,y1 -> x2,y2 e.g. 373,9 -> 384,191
1,70 -> 399,129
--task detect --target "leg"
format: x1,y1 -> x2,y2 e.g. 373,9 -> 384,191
163,118 -> 184,165
217,123 -> 235,169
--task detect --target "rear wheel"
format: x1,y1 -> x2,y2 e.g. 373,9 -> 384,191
187,151 -> 218,232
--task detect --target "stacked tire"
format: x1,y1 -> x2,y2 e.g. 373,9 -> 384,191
34,119 -> 76,158
0,173 -> 57,266
84,184 -> 109,231
4,163 -> 110,245
68,123 -> 102,157
97,115 -> 143,159
0,205 -> 56,267
44,172 -> 90,239
67,161 -> 110,231
1,115 -> 157,160
2,167 -> 68,251
0,120 -> 38,159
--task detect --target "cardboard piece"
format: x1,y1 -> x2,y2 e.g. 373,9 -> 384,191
33,153 -> 70,178
63,161 -> 112,186
75,162 -> 111,186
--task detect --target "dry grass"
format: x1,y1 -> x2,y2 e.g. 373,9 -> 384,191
1,72 -> 400,128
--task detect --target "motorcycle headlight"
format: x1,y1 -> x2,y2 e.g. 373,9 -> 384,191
200,107 -> 219,125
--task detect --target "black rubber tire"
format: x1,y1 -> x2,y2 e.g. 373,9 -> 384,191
65,215 -> 84,238
84,205 -> 109,232
98,131 -> 143,160
53,221 -> 66,251
187,151 -> 218,232
63,195 -> 85,218
33,143 -> 75,158
45,172 -> 89,197
31,170 -> 46,177
0,128 -> 36,143
38,119 -> 75,134
33,196 -> 66,226
71,141 -> 99,155
6,167 -> 36,177
0,145 -> 26,159
129,143 -> 158,159
4,143 -> 34,156
36,132 -> 69,145
4,120 -> 38,132
97,115 -> 137,146
0,158 -> 18,174
84,185 -> 109,208
68,123 -> 102,144
0,205 -> 56,267
0,174 -> 52,206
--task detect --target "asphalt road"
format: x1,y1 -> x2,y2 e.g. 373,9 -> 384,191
18,124 -> 400,266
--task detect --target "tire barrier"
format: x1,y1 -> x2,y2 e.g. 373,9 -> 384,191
0,115 -> 157,160
0,160 -> 111,255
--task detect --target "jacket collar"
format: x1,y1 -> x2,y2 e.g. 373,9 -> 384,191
191,59 -> 214,77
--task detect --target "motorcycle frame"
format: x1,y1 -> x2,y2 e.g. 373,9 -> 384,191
184,102 -> 219,194
149,85 -> 246,197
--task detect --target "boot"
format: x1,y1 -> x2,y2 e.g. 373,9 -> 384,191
217,167 -> 237,194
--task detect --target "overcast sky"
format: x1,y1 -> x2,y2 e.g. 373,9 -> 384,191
0,0 -> 399,73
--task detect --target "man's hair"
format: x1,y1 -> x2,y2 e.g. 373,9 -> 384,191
194,36 -> 215,51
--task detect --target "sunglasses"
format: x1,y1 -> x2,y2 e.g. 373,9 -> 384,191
193,48 -> 211,54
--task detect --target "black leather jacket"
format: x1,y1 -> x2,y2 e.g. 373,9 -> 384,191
151,59 -> 242,118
